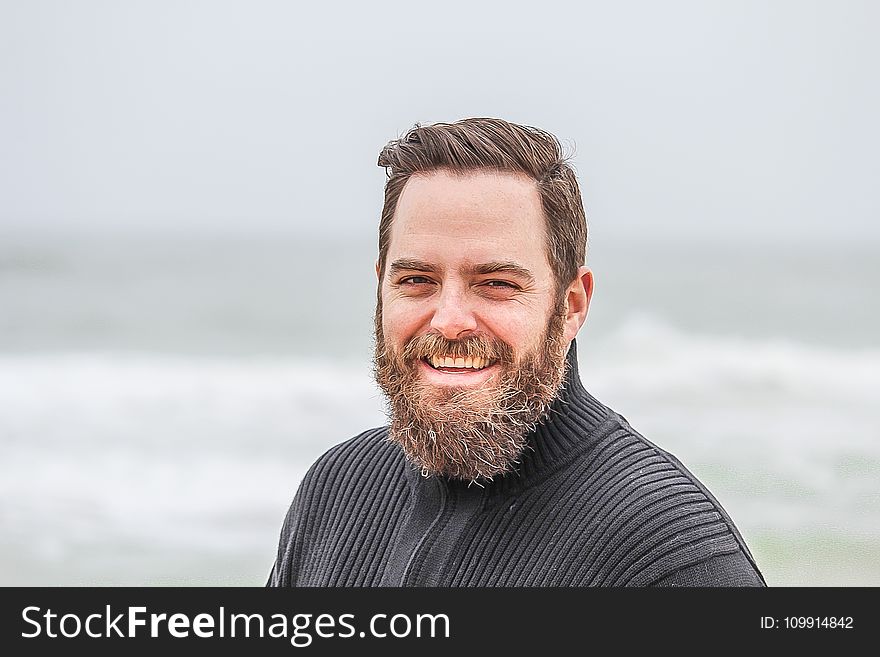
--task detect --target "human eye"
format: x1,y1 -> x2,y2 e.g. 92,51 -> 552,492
399,275 -> 433,286
477,279 -> 521,297
483,280 -> 518,289
395,275 -> 436,297
393,275 -> 438,295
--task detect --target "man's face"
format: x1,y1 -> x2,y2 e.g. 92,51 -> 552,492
373,169 -> 571,482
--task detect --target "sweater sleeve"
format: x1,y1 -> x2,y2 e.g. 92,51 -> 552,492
265,477 -> 309,587
265,441 -> 335,587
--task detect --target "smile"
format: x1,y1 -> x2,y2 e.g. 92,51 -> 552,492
417,356 -> 499,385
424,355 -> 493,371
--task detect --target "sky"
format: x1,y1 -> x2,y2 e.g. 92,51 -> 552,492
1,0 -> 878,245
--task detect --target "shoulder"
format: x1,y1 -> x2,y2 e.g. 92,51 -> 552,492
604,412 -> 745,531
268,426 -> 405,586
567,411 -> 765,586
295,425 -> 402,495
273,426 -> 404,543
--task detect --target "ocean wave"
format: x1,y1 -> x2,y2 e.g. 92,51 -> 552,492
0,325 -> 877,584
0,353 -> 386,449
580,313 -> 880,405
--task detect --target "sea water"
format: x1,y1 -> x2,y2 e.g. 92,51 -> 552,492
1,232 -> 877,585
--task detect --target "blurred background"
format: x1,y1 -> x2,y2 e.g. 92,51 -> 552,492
1,0 -> 878,586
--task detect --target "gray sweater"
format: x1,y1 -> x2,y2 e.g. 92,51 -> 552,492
268,341 -> 765,587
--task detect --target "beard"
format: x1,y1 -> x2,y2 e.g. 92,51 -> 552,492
373,303 -> 569,483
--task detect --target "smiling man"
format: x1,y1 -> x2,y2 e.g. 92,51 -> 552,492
374,169 -> 577,483
267,118 -> 765,587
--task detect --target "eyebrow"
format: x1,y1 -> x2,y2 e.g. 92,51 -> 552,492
466,261 -> 535,283
388,258 -> 535,284
388,258 -> 437,275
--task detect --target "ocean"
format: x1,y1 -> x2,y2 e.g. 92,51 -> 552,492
1,231 -> 877,586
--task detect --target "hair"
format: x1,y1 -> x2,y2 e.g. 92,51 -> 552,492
376,117 -> 587,301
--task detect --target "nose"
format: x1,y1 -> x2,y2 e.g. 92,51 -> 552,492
429,285 -> 478,339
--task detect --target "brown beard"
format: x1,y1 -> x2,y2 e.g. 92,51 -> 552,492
373,304 -> 569,483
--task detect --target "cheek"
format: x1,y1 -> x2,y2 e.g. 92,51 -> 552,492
481,312 -> 543,351
381,296 -> 423,344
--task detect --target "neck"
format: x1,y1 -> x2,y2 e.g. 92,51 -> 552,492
506,339 -> 609,480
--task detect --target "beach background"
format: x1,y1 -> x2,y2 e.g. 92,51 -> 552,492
1,1 -> 878,586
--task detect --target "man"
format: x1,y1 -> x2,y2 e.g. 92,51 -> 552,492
268,118 -> 765,587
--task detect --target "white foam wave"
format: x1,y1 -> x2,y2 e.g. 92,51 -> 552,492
581,312 -> 880,405
0,353 -> 388,583
0,353 -> 386,449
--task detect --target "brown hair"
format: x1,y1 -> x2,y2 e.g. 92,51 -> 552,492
376,117 -> 587,300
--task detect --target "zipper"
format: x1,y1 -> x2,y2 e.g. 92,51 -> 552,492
400,480 -> 487,586
399,479 -> 449,586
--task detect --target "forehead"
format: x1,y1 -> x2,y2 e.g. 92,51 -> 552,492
387,170 -> 550,270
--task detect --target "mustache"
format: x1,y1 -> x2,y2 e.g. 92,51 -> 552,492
400,333 -> 514,364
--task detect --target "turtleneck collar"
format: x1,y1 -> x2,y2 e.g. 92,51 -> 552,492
512,339 -> 610,477
483,338 -> 611,497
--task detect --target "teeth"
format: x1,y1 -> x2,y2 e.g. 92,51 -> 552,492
427,355 -> 490,370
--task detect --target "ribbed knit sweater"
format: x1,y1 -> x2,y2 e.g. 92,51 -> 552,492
268,341 -> 765,587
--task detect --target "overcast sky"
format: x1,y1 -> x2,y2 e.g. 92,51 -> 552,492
1,0 -> 878,244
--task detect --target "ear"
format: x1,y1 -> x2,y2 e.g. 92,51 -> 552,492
561,266 -> 593,345
375,260 -> 381,281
